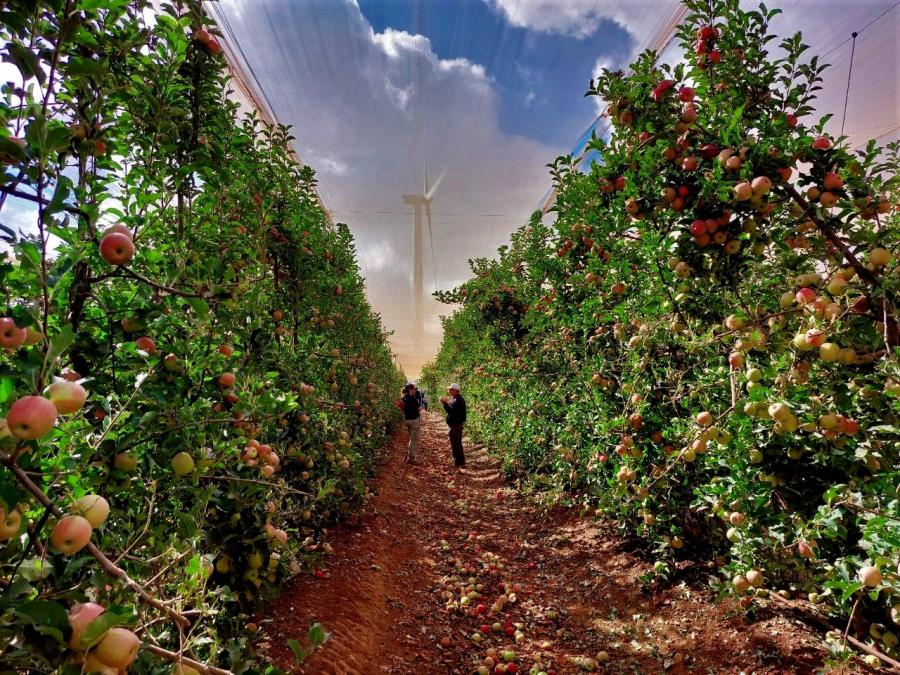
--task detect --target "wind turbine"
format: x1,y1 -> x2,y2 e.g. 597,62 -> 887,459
402,164 -> 445,358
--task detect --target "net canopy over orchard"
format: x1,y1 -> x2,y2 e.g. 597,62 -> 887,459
0,1 -> 898,674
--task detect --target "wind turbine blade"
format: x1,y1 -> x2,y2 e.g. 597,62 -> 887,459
425,169 -> 446,201
424,199 -> 438,293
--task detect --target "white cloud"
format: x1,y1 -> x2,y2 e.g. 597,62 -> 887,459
484,0 -> 681,42
356,239 -> 396,273
303,152 -> 349,176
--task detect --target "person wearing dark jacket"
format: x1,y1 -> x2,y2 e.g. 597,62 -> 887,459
440,383 -> 466,467
394,383 -> 422,463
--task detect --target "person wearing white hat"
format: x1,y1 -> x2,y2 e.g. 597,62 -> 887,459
440,383 -> 466,467
394,382 -> 422,464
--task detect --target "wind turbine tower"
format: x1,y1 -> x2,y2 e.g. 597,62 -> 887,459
402,166 -> 444,359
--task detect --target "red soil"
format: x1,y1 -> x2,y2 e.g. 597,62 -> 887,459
256,413 -> 871,674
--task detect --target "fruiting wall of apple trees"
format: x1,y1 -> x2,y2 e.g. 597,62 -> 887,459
424,0 -> 900,654
0,1 -> 403,673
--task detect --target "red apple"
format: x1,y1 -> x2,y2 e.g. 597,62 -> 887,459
218,344 -> 234,357
99,232 -> 134,266
795,287 -> 816,305
51,515 -> 92,555
812,135 -> 832,150
47,380 -> 88,414
819,191 -> 837,208
135,336 -> 156,354
218,372 -> 235,388
786,113 -> 797,128
678,86 -> 695,102
0,318 -> 27,349
823,172 -> 843,191
751,176 -> 772,195
734,182 -> 753,201
681,156 -> 698,171
7,395 -> 57,439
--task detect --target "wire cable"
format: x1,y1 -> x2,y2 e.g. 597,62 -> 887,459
821,2 -> 898,59
840,32 -> 858,137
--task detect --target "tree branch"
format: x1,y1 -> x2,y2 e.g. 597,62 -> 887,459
0,451 -> 190,628
782,184 -> 879,286
144,644 -> 232,675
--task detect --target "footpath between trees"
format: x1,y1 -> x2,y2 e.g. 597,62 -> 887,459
255,413 -> 872,674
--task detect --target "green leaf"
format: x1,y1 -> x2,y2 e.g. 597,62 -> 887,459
0,376 -> 14,406
77,605 -> 136,650
48,325 -> 76,362
0,136 -> 27,162
17,600 -> 68,636
307,622 -> 330,648
286,638 -> 310,664
65,56 -> 106,77
186,297 -> 209,321
4,42 -> 45,84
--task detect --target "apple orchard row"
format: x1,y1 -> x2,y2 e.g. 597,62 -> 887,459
0,2 -> 402,673
424,0 -> 899,665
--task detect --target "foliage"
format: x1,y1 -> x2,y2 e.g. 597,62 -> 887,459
0,1 -> 402,672
425,0 -> 900,659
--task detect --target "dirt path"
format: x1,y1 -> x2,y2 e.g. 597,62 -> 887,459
256,413 -> 864,674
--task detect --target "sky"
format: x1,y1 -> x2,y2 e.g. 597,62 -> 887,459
207,0 -> 897,378
3,1 -> 896,378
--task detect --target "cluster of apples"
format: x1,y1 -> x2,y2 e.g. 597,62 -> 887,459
0,317 -> 42,349
51,494 -> 109,556
475,648 -> 519,674
2,379 -> 88,441
685,210 -> 745,252
68,603 -> 141,674
732,569 -> 765,593
241,438 -> 281,477
694,24 -> 722,67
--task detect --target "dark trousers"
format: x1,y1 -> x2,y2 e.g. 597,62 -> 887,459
449,424 -> 465,466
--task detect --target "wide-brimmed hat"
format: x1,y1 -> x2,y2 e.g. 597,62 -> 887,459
448,383 -> 461,392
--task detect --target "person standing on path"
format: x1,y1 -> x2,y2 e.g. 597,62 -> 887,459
395,383 -> 422,464
440,384 -> 466,468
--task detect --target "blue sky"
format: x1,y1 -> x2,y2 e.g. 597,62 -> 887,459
358,0 -> 633,148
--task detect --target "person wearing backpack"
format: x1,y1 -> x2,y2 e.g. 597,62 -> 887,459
394,382 -> 422,464
440,383 -> 466,468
